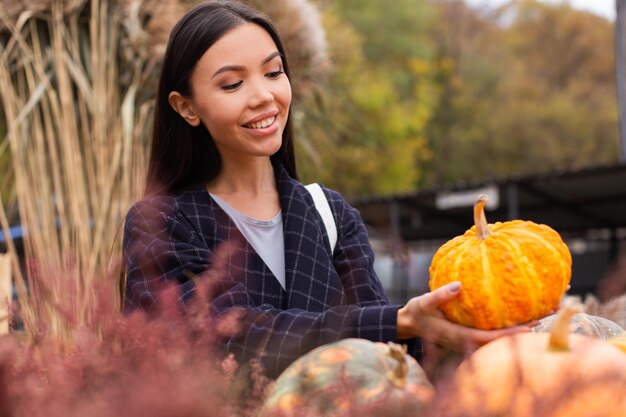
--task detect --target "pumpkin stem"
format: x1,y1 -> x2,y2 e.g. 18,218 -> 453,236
548,298 -> 583,351
386,342 -> 408,389
474,194 -> 491,239
608,333 -> 626,353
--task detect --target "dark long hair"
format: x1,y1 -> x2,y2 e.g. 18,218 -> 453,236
145,1 -> 298,195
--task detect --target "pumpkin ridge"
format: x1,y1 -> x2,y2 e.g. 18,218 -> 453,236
507,225 -> 571,298
496,233 -> 541,324
438,236 -> 472,270
429,236 -> 462,277
453,239 -> 487,325
506,226 -> 572,280
486,238 -> 524,327
499,226 -> 570,317
432,238 -> 469,323
480,241 -> 504,328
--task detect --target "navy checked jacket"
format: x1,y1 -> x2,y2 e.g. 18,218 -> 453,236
123,164 -> 417,377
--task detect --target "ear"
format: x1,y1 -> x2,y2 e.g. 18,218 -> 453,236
168,91 -> 201,127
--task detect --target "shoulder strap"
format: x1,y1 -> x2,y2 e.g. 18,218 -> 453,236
305,183 -> 337,253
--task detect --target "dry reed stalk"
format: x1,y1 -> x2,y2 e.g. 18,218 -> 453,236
0,252 -> 11,334
0,0 -> 183,343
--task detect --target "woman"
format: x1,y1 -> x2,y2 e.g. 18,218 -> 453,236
123,0 -> 530,377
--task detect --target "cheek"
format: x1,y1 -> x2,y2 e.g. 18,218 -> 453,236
278,79 -> 292,108
202,99 -> 241,131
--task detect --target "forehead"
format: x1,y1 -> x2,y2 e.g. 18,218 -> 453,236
199,23 -> 279,70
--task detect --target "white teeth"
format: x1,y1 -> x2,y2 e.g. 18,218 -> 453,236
246,116 -> 275,129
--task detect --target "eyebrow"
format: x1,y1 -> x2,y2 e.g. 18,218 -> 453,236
211,51 -> 283,79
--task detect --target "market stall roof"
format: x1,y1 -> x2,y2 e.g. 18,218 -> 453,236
351,163 -> 626,242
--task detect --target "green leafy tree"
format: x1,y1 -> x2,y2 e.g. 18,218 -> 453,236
297,0 -> 438,197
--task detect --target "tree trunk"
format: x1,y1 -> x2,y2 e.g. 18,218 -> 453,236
616,0 -> 626,161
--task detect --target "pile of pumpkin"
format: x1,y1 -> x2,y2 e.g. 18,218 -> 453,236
261,196 -> 626,417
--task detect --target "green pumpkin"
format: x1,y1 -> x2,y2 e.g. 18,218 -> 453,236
261,338 -> 434,416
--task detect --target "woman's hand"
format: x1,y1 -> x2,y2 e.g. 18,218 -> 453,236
396,281 -> 534,352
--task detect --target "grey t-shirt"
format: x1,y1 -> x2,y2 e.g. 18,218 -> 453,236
210,194 -> 286,289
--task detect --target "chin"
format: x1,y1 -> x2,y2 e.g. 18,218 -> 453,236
265,138 -> 284,155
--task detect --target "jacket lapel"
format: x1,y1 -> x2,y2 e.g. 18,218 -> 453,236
275,167 -> 343,310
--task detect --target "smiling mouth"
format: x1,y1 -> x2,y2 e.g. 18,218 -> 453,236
244,116 -> 276,129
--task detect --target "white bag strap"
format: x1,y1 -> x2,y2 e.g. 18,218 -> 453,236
305,183 -> 337,253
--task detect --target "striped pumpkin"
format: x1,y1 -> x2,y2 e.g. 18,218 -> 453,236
429,195 -> 572,330
261,338 -> 434,416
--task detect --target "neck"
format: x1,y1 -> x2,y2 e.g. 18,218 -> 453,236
208,156 -> 275,196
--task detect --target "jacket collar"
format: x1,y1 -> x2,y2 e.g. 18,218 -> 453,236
176,164 -> 339,308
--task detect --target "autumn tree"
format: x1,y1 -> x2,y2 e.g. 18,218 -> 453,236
423,0 -> 505,185
425,0 -> 619,185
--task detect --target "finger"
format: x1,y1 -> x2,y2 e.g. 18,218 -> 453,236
419,282 -> 461,310
467,324 -> 532,346
431,321 -> 532,351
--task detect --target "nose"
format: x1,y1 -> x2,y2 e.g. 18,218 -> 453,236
247,77 -> 274,108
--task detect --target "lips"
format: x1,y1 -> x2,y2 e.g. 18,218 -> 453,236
243,111 -> 279,129
244,115 -> 276,129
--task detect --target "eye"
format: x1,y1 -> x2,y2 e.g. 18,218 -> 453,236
221,80 -> 243,91
266,70 -> 284,79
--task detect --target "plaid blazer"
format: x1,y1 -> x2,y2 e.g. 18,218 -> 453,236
123,164 -> 419,376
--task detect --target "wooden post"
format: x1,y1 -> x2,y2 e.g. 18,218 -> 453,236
0,253 -> 11,335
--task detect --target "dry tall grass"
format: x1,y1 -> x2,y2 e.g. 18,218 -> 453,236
0,253 -> 10,334
0,0 -> 186,341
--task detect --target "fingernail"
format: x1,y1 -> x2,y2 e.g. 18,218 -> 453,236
447,282 -> 461,293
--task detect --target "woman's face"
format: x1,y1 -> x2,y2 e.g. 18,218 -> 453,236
177,23 -> 292,162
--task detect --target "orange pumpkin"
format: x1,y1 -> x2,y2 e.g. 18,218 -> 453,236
429,195 -> 572,329
436,303 -> 626,417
